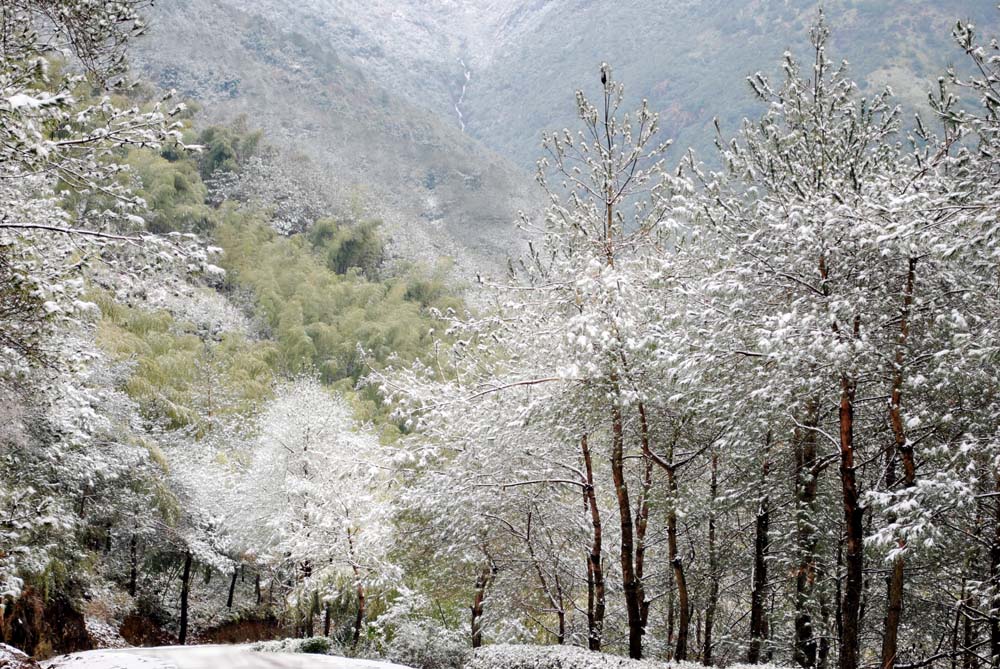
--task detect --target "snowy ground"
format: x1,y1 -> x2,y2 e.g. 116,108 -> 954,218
42,646 -> 412,669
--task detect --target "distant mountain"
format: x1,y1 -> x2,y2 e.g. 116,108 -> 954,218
307,0 -> 1000,167
457,0 -> 1000,167
134,0 -> 1000,262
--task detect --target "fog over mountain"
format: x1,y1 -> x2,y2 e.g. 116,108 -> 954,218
134,1 -> 999,260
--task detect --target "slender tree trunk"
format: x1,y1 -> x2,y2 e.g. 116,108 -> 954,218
179,552 -> 193,645
582,433 -> 606,651
840,374 -> 864,669
749,434 -> 772,663
667,578 -> 676,661
471,564 -> 493,649
610,383 -> 643,659
129,533 -> 138,597
882,257 -> 917,669
324,601 -> 331,637
353,583 -> 365,646
306,592 -> 317,638
525,511 -> 566,645
255,572 -> 262,605
666,446 -> 691,661
704,451 -> 720,666
964,587 -> 977,669
347,528 -> 365,647
794,401 -> 821,668
953,591 -> 963,669
638,407 -> 690,661
991,472 -> 1000,669
696,609 -> 703,657
836,539 -> 844,650
227,567 -> 238,609
636,453 -> 654,631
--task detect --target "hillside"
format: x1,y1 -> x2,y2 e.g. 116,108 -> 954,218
133,0 -> 538,275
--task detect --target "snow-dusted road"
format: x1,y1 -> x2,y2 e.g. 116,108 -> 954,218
43,645 -> 412,669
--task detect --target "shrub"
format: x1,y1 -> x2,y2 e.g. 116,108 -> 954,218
251,636 -> 333,655
385,620 -> 468,669
464,645 -> 669,669
298,637 -> 333,654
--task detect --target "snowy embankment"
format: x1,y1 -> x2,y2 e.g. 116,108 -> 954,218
30,643 -> 793,669
466,645 -> 789,669
39,645 -> 412,669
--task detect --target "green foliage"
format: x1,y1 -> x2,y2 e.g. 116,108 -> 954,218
126,148 -> 214,234
298,637 -> 333,655
195,119 -> 263,179
92,290 -> 276,431
214,215 -> 461,435
307,217 -> 385,279
215,217 -> 460,387
0,242 -> 50,366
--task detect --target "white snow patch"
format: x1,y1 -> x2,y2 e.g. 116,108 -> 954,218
42,650 -> 171,669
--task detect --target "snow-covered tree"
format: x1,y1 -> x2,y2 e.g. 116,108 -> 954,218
240,377 -> 393,643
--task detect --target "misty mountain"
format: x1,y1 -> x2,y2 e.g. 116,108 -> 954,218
134,0 -> 999,259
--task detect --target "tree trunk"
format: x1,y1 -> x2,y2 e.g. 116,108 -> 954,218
639,408 -> 690,661
610,384 -> 643,660
255,572 -> 262,605
749,434 -> 772,663
704,451 -> 720,667
666,446 -> 691,662
882,257 -> 917,669
352,583 -> 365,646
964,587 -> 977,669
794,401 -> 821,668
179,551 -> 193,645
991,472 -> 1000,669
635,453 -> 654,631
839,374 -> 864,669
952,591 -> 963,669
227,567 -> 238,609
129,533 -> 138,597
667,578 -> 676,661
471,564 -> 493,649
347,528 -> 365,647
324,601 -> 331,637
582,433 -> 606,652
525,510 -> 566,645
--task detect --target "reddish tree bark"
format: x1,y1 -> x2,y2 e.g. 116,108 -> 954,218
471,562 -> 494,649
794,401 -> 822,668
882,258 -> 918,669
